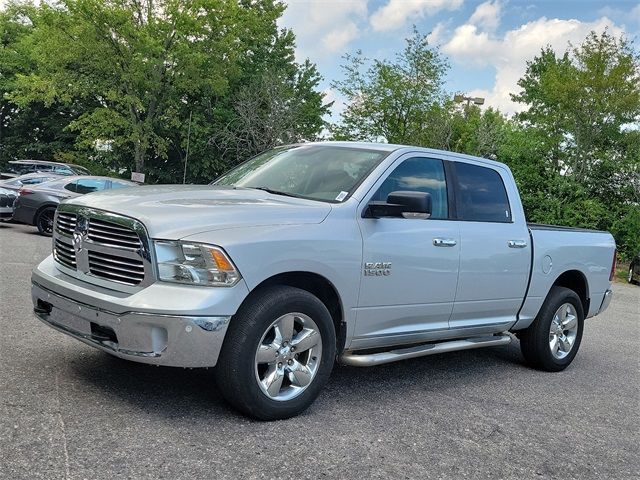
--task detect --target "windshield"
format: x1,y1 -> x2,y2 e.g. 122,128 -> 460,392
214,145 -> 389,202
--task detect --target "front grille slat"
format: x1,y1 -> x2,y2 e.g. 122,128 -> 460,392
89,218 -> 139,234
55,212 -> 77,236
53,210 -> 148,287
87,225 -> 139,240
88,256 -> 144,276
86,233 -> 141,249
54,239 -> 76,269
88,251 -> 145,268
88,265 -> 144,283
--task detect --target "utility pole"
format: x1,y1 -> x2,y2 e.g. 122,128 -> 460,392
182,111 -> 192,185
454,94 -> 485,119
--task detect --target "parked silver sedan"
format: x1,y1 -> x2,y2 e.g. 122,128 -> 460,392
12,176 -> 137,235
0,172 -> 64,191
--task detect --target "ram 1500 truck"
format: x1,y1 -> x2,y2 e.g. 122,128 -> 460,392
31,142 -> 616,420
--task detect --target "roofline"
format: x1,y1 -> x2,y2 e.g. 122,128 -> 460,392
282,141 -> 508,169
9,159 -> 87,168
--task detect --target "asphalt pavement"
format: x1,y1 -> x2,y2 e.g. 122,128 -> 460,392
1,222 -> 638,480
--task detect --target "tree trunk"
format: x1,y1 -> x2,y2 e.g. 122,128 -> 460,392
134,140 -> 145,173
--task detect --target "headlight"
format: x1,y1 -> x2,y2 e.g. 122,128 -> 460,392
154,241 -> 241,287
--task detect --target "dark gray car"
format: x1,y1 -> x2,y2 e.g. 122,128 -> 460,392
12,176 -> 137,235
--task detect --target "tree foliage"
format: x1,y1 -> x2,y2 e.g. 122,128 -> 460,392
2,0 -> 329,181
331,29 -> 639,258
331,28 -> 449,145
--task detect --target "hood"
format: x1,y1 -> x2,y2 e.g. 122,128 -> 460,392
65,185 -> 332,239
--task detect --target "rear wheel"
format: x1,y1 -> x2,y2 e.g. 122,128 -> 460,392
215,285 -> 336,420
519,286 -> 584,372
628,265 -> 637,285
36,207 -> 56,236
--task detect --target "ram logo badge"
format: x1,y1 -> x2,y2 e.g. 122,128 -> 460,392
364,262 -> 392,276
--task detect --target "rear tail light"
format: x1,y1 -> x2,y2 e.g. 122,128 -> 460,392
18,188 -> 34,196
609,250 -> 617,282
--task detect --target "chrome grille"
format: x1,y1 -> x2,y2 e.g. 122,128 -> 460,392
88,250 -> 145,286
53,239 -> 76,269
87,218 -> 142,249
56,212 -> 77,236
52,206 -> 153,290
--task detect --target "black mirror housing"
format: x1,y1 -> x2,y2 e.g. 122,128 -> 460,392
365,191 -> 432,219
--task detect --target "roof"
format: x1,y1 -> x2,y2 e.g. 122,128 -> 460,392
9,159 -> 86,168
292,141 -> 509,169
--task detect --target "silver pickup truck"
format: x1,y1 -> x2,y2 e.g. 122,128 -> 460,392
31,142 -> 616,420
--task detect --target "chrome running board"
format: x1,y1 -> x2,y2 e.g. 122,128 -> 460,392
339,334 -> 512,367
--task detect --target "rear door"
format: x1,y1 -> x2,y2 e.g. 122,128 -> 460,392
354,154 -> 460,348
449,161 -> 531,329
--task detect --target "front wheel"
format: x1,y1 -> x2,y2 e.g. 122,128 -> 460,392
215,285 -> 336,420
628,266 -> 637,285
519,286 -> 584,372
36,207 -> 56,236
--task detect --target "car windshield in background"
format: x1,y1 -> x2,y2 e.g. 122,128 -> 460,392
214,145 -> 389,203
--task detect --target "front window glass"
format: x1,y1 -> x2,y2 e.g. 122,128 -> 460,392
214,145 -> 389,202
372,157 -> 449,219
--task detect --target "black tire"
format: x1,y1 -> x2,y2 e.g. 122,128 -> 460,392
628,265 -> 638,285
36,207 -> 56,236
519,286 -> 584,372
215,285 -> 336,420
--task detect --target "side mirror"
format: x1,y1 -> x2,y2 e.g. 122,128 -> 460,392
365,191 -> 432,219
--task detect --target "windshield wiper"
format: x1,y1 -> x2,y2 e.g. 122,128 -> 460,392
250,187 -> 300,198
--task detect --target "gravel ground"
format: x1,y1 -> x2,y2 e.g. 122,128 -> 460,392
1,222 -> 638,480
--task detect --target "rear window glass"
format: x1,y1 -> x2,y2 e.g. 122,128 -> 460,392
76,178 -> 108,194
455,162 -> 511,223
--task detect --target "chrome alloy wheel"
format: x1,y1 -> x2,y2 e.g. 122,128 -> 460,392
254,312 -> 322,401
629,267 -> 634,283
548,303 -> 579,359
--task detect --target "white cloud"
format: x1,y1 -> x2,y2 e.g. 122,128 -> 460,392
468,1 -> 502,32
370,0 -> 463,32
443,16 -> 626,113
280,0 -> 368,58
631,4 -> 640,23
426,22 -> 447,45
322,22 -> 360,52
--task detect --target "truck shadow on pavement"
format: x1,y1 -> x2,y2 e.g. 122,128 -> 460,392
65,341 -> 527,421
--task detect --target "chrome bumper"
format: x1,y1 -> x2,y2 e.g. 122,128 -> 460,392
32,281 -> 231,367
597,289 -> 613,315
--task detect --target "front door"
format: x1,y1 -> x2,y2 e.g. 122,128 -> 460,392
353,155 -> 460,349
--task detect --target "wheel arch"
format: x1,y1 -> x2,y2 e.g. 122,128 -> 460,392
551,269 -> 590,315
242,271 -> 347,354
33,203 -> 58,226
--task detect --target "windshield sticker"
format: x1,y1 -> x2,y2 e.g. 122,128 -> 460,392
335,191 -> 348,201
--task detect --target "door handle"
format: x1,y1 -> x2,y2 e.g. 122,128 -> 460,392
508,240 -> 528,248
433,238 -> 457,247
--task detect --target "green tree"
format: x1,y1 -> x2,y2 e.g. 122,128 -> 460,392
9,0 -> 328,180
512,31 -> 640,257
330,28 -> 449,144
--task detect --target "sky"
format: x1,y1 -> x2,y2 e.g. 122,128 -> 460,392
279,0 -> 640,118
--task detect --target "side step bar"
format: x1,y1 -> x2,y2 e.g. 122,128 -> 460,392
339,334 -> 512,367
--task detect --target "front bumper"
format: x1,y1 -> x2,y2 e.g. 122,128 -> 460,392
32,255 -> 250,367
